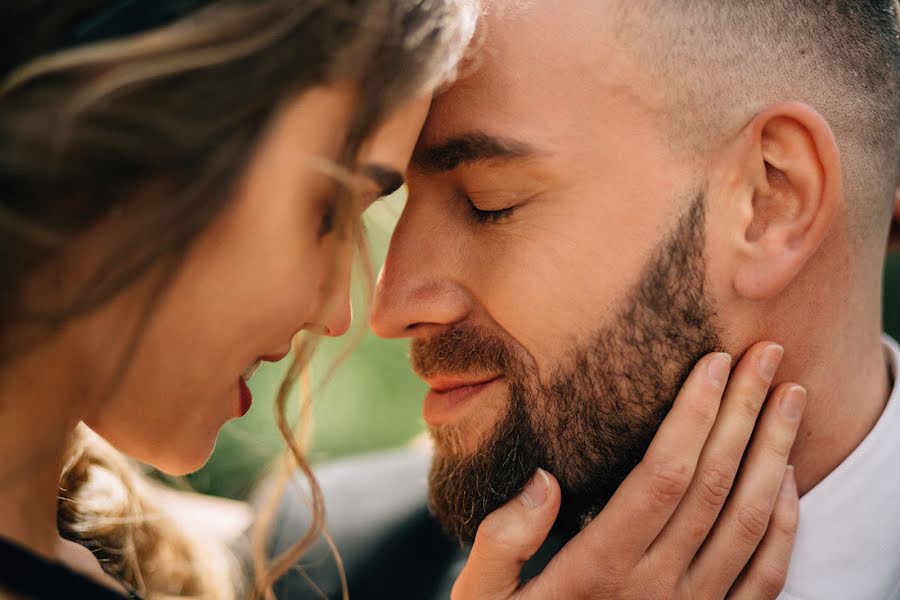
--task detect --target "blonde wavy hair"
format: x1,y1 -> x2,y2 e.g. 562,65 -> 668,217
0,0 -> 477,598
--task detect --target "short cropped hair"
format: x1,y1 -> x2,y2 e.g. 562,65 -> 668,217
618,0 -> 900,238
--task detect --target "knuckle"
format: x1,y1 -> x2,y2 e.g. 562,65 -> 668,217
646,460 -> 693,510
475,511 -> 523,553
738,390 -> 765,421
754,563 -> 789,598
567,563 -> 609,596
648,584 -> 676,600
592,560 -> 631,589
633,580 -> 674,600
683,393 -> 717,427
694,463 -> 734,510
735,501 -> 772,543
589,576 -> 644,600
572,574 -> 610,598
760,435 -> 793,462
570,559 -> 632,598
772,503 -> 800,537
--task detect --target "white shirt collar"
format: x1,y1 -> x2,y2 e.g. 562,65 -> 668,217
780,335 -> 900,600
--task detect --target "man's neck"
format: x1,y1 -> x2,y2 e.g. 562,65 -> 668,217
781,330 -> 892,496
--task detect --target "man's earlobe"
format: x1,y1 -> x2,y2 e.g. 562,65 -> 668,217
731,103 -> 842,300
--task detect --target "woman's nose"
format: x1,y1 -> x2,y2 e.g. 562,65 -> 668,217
322,295 -> 351,337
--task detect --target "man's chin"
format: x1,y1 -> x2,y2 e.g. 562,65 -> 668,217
427,462 -> 604,545
427,447 -> 539,544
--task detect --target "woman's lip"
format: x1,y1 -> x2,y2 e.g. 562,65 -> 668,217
237,376 -> 253,417
242,351 -> 290,381
423,376 -> 502,425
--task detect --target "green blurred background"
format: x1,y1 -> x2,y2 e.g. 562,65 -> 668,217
185,192 -> 900,500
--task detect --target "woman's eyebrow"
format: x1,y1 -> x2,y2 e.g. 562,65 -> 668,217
363,164 -> 405,197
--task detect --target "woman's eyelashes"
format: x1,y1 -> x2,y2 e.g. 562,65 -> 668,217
318,184 -> 389,240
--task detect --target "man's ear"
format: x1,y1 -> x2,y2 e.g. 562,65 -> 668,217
729,102 -> 842,300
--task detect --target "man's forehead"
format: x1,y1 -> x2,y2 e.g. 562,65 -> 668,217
418,0 -> 650,151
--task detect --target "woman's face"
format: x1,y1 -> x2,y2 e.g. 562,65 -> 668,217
72,85 -> 429,474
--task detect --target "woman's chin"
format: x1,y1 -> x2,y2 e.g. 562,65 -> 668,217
141,438 -> 218,477
151,453 -> 214,477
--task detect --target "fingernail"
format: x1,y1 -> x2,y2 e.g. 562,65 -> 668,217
779,385 -> 807,421
707,353 -> 732,387
520,468 -> 550,510
780,465 -> 798,498
758,344 -> 785,381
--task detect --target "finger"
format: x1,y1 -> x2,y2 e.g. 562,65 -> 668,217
548,352 -> 732,576
688,383 -> 806,595
728,466 -> 800,600
451,469 -> 561,600
649,342 -> 784,569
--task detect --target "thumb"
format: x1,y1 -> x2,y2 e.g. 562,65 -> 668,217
452,469 -> 561,600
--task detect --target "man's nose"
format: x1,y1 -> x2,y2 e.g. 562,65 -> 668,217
370,204 -> 469,339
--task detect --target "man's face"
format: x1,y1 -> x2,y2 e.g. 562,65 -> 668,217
371,2 -> 728,542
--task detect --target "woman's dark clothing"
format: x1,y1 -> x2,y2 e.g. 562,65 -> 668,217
0,535 -> 143,600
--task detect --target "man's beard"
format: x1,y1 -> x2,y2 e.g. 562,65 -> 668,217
414,194 -> 722,544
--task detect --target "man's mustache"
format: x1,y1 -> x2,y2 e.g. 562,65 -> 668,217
411,326 -> 513,378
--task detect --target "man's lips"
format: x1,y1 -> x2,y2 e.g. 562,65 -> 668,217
424,374 -> 498,393
422,374 -> 502,425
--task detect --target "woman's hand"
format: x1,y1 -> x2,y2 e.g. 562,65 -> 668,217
453,341 -> 805,600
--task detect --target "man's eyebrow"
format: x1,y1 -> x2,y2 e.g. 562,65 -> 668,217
412,132 -> 538,172
363,164 -> 405,197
